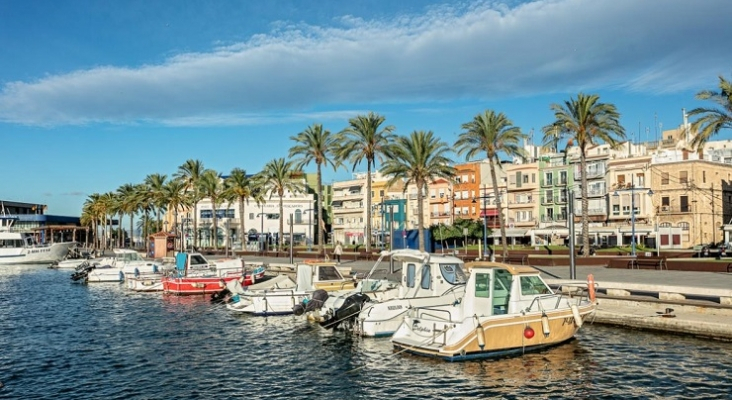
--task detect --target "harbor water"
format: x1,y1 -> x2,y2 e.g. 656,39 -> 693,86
1,265 -> 731,399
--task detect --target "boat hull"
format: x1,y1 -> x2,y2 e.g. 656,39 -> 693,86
391,304 -> 594,361
162,270 -> 265,295
0,242 -> 75,265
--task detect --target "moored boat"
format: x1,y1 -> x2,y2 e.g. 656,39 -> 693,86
161,252 -> 265,295
0,213 -> 74,265
390,262 -> 596,361
225,260 -> 358,316
310,249 -> 466,337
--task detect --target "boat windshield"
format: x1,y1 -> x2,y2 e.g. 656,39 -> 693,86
439,263 -> 468,285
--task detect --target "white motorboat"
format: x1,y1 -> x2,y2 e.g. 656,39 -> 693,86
0,213 -> 74,265
390,262 -> 596,361
72,249 -> 159,283
225,260 -> 360,316
310,249 -> 467,337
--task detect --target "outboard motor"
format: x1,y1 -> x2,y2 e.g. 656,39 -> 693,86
293,289 -> 329,316
70,262 -> 95,283
319,293 -> 371,330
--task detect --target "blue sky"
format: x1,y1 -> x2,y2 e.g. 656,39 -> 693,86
1,0 -> 731,216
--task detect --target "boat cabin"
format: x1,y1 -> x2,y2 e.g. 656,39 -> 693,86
464,262 -> 554,317
364,249 -> 468,298
295,260 -> 354,291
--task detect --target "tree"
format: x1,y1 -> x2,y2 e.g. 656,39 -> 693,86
116,183 -> 137,247
144,173 -> 167,231
162,179 -> 190,251
223,168 -> 263,250
197,169 -> 223,249
337,112 -> 396,252
174,159 -> 206,248
542,93 -> 625,256
259,158 -> 305,252
455,110 -> 526,260
289,123 -> 339,255
380,131 -> 455,251
689,74 -> 732,148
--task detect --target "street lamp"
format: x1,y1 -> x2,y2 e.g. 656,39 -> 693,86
256,212 -> 266,253
613,180 -> 653,257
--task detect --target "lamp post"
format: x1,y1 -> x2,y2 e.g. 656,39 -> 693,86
257,212 -> 265,253
613,179 -> 653,257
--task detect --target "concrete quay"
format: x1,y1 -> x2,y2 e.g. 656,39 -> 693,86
240,255 -> 732,341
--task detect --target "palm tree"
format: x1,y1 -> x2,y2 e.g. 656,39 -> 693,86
380,131 -> 455,251
337,112 -> 396,252
223,168 -> 263,250
289,123 -> 339,256
455,110 -> 526,260
162,179 -> 190,251
174,159 -> 206,248
542,93 -> 625,256
116,183 -> 137,247
259,158 -> 305,252
197,169 -> 223,249
101,192 -> 118,250
144,173 -> 167,231
689,74 -> 732,148
82,193 -> 103,250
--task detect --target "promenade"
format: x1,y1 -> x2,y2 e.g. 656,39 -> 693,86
241,254 -> 732,341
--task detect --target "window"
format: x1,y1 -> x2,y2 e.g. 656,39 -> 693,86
680,171 -> 688,184
371,190 -> 374,198
420,264 -> 431,290
560,171 -> 567,184
545,172 -> 553,185
294,210 -> 302,224
661,172 -> 669,185
680,196 -> 689,212
439,263 -> 467,284
678,222 -> 690,231
406,263 -> 416,288
318,266 -> 342,281
612,204 -> 620,216
475,273 -> 490,298
703,171 -> 706,183
520,276 -> 550,296
249,213 -> 254,220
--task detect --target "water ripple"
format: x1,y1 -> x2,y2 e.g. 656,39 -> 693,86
0,267 -> 731,399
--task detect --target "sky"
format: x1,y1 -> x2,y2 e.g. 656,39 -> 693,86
1,0 -> 731,217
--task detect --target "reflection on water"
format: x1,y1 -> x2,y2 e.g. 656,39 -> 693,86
1,267 -> 731,399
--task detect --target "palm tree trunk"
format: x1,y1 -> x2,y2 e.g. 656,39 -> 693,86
129,214 -> 134,249
491,163 -> 508,259
580,149 -> 590,256
239,197 -> 246,252
212,198 -> 218,250
365,162 -> 372,252
193,199 -> 199,248
417,181 -> 426,251
316,165 -> 324,255
278,194 -> 284,252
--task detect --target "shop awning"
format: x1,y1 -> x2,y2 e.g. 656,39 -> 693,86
480,209 -> 499,217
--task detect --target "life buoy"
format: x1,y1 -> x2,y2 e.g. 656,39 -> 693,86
587,274 -> 596,302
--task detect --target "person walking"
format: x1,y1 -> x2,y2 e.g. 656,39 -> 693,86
334,241 -> 343,263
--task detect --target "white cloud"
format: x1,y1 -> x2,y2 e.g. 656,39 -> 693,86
0,0 -> 730,126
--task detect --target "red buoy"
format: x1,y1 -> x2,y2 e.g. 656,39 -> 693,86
524,326 -> 535,339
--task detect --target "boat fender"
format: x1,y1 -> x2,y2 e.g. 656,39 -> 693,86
523,326 -> 535,339
134,268 -> 140,278
571,304 -> 583,328
587,274 -> 596,302
541,312 -> 551,337
474,316 -> 485,349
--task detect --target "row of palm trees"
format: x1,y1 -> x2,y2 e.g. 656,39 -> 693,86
82,74 -> 731,257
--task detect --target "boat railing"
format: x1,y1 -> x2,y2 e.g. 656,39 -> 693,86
523,293 -> 564,313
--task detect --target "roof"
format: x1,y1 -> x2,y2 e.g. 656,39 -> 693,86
465,261 -> 539,275
148,231 -> 176,238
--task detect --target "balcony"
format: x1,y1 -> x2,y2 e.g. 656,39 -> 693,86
333,190 -> 363,200
332,206 -> 364,214
541,196 -> 554,205
554,196 -> 567,204
657,205 -> 692,213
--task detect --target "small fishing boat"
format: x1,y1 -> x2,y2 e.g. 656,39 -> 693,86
309,249 -> 466,337
390,262 -> 596,361
225,260 -> 358,316
161,252 -> 265,295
